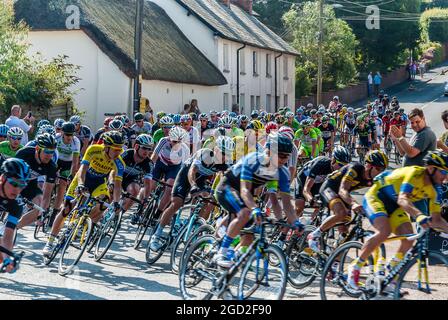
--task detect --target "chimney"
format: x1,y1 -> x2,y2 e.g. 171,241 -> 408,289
230,0 -> 253,15
220,0 -> 230,8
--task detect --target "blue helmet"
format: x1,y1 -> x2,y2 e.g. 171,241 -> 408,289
1,158 -> 31,184
37,119 -> 50,128
54,118 -> 65,129
0,124 -> 10,137
172,114 -> 181,125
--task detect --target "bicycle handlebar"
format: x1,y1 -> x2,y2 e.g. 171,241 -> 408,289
22,198 -> 45,213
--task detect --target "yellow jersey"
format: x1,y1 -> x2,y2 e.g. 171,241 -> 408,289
81,144 -> 125,182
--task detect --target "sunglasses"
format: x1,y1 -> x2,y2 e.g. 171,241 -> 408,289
43,148 -> 56,155
438,169 -> 448,175
140,146 -> 153,151
9,136 -> 21,141
7,177 -> 27,188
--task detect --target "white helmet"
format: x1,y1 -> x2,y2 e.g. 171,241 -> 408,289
347,107 -> 354,113
7,127 -> 24,139
215,136 -> 235,154
169,127 -> 188,142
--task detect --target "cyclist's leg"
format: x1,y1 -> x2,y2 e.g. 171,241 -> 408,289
318,188 -> 350,233
17,180 -> 43,229
122,179 -> 140,212
390,210 -> 413,257
90,182 -> 111,223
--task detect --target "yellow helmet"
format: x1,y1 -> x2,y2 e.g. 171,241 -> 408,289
247,120 -> 264,132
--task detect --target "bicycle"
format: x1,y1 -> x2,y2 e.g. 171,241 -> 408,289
320,226 -> 448,300
384,136 -> 393,159
355,146 -> 370,165
179,214 -> 291,300
393,140 -> 402,164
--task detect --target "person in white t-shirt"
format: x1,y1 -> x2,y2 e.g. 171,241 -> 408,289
5,105 -> 35,145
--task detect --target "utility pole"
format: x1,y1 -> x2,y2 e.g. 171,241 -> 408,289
317,0 -> 324,106
133,0 -> 144,117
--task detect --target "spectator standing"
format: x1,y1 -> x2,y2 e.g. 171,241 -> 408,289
390,108 -> 436,167
367,72 -> 373,97
5,105 -> 35,145
411,62 -> 417,80
189,99 -> 201,115
419,60 -> 426,79
373,71 -> 382,97
437,110 -> 448,153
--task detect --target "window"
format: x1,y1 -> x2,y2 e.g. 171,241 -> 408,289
276,96 -> 280,108
240,93 -> 246,110
256,96 -> 261,109
223,44 -> 230,72
266,54 -> 272,77
223,93 -> 229,110
283,56 -> 289,80
240,49 -> 246,74
284,94 -> 288,107
266,94 -> 272,112
232,95 -> 237,106
250,95 -> 255,111
253,51 -> 258,76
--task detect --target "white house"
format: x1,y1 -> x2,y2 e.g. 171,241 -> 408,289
15,0 -> 227,130
150,0 -> 299,114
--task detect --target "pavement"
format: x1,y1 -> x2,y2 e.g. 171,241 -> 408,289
1,66 -> 448,300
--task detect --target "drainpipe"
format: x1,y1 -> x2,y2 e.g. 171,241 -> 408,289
275,52 -> 283,112
237,43 -> 246,113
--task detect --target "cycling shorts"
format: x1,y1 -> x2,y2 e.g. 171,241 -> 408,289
215,184 -> 246,215
57,159 -> 72,179
122,176 -> 141,191
65,173 -> 110,202
295,176 -> 323,201
319,186 -> 348,211
299,146 -> 318,158
152,159 -> 181,182
172,164 -> 208,200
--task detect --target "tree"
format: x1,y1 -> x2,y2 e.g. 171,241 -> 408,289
0,1 -> 80,120
283,2 -> 359,96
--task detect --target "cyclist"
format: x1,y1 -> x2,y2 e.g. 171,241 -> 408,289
93,117 -> 113,144
209,110 -> 219,128
328,96 -> 339,114
15,133 -> 58,229
150,112 -> 166,135
149,136 -> 235,251
0,128 -> 24,159
295,146 -> 350,224
390,111 -> 406,137
347,151 -> 448,290
52,122 -> 81,224
69,115 -> 93,157
214,134 -> 304,267
295,108 -> 308,123
118,134 -> 155,224
285,111 -> 300,131
153,116 -> 174,144
150,127 -> 190,224
342,107 -> 357,148
399,108 -> 409,136
180,114 -> 200,154
0,158 -> 31,273
199,113 -> 212,141
251,110 -> 259,120
132,112 -> 152,135
318,116 -> 335,154
54,119 -> 65,135
382,109 -> 392,150
371,111 -> 383,150
0,125 -> 9,143
120,115 -> 136,148
294,119 -> 317,159
43,131 -> 126,256
307,150 -> 388,252
353,117 -> 372,158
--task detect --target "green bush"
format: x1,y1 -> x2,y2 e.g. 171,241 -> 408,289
419,41 -> 444,68
295,66 -> 312,98
420,8 -> 448,43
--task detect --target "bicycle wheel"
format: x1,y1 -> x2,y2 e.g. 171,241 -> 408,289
94,210 -> 123,262
34,216 -> 50,241
394,251 -> 448,300
58,216 -> 93,276
287,225 -> 321,289
238,245 -> 287,300
170,218 -> 206,274
320,241 -> 368,300
133,200 -> 156,249
145,223 -> 176,265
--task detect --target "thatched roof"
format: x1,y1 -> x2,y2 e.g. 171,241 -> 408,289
14,0 -> 228,86
175,0 -> 299,56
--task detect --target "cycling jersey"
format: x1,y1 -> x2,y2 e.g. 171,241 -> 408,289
93,128 -> 107,144
121,149 -> 153,180
0,141 -> 23,158
294,129 -> 317,148
354,125 -> 371,145
318,123 -> 335,141
131,122 -> 152,135
76,125 -> 93,147
363,166 -> 442,232
123,127 -> 136,148
221,152 -> 290,194
25,140 -> 59,163
296,156 -> 333,200
185,149 -> 231,177
56,133 -> 80,162
230,127 -> 244,138
382,115 -> 392,134
81,144 -> 125,182
153,129 -> 165,144
344,114 -> 357,128
184,126 -> 201,152
151,123 -> 160,136
390,118 -> 406,128
154,137 -> 190,166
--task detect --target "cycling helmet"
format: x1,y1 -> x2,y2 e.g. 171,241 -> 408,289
322,116 -> 329,122
69,115 -> 81,125
135,134 -> 154,148
54,118 -> 65,129
301,119 -> 311,128
370,111 -> 378,117
172,114 -> 181,125
159,116 -> 174,127
1,158 -> 31,183
180,114 -> 193,123
102,131 -> 125,148
386,109 -> 392,114
62,122 -> 75,135
103,117 -> 113,128
333,96 -> 339,101
121,115 -> 131,125
306,103 -> 314,109
0,124 -> 9,137
278,126 -> 295,141
365,150 -> 388,168
156,112 -> 166,120
285,111 -> 295,119
216,127 -> 226,136
215,136 -> 235,154
7,127 -> 24,139
209,110 -> 218,116
199,113 -> 208,121
318,106 -> 326,113
332,146 -> 350,164
263,113 -> 274,123
297,107 -> 304,114
384,94 -> 389,98
38,125 -> 56,136
134,113 -> 145,121
238,115 -> 249,123
275,114 -> 285,124
424,151 -> 448,171
229,112 -> 237,118
247,120 -> 264,131
347,107 -> 354,113
168,113 -> 174,118
399,108 -> 405,113
114,116 -> 125,124
109,119 -> 123,131
393,111 -> 400,117
37,119 -> 50,128
341,106 -> 348,113
36,133 -> 57,149
265,122 -> 278,134
218,116 -> 234,129
266,133 -> 293,154
251,110 -> 259,119
189,113 -> 198,122
169,127 -> 188,142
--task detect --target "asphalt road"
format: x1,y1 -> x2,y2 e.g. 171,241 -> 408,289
2,68 -> 448,300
